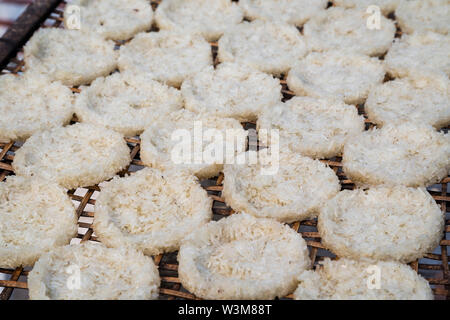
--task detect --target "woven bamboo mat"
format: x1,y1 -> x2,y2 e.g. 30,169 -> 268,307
0,0 -> 448,300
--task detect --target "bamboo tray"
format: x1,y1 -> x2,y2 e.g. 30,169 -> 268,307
0,0 -> 448,300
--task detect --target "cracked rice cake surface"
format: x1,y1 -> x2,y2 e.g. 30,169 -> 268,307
118,31 -> 212,88
365,74 -> 450,128
222,149 -> 340,223
395,0 -> 449,35
23,28 -> 118,86
294,258 -> 433,300
333,0 -> 400,15
384,32 -> 450,78
342,123 -> 450,188
28,242 -> 160,300
74,71 -> 183,136
64,0 -> 153,40
181,63 -> 282,122
178,213 -> 311,299
257,96 -> 365,159
318,187 -> 444,263
218,20 -> 307,75
0,176 -> 77,269
303,7 -> 396,56
12,123 -> 131,190
140,110 -> 247,179
286,51 -> 385,105
238,0 -> 328,25
155,0 -> 243,41
0,73 -> 74,142
93,167 -> 212,256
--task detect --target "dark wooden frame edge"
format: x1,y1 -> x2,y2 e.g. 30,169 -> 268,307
0,0 -> 63,71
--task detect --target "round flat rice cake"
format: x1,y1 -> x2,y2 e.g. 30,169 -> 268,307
384,32 -> 450,78
287,51 -> 385,105
140,110 -> 247,179
303,7 -> 396,56
218,20 -> 307,75
318,187 -> 444,263
222,150 -> 340,223
93,167 -> 212,256
75,71 -> 183,136
64,0 -> 153,40
0,176 -> 77,268
257,97 -> 365,158
238,0 -> 328,25
0,73 -> 74,142
365,74 -> 450,128
155,0 -> 243,41
178,213 -> 311,299
333,0 -> 400,15
342,123 -> 450,188
13,123 -> 131,190
294,258 -> 433,300
118,31 -> 212,87
181,63 -> 282,122
396,0 -> 449,35
28,242 -> 160,300
24,28 -> 117,86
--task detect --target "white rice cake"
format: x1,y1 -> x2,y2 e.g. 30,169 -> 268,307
0,176 -> 77,268
218,20 -> 307,75
24,28 -> 117,86
64,0 -> 153,40
155,0 -> 243,41
303,7 -> 396,56
384,32 -> 450,78
342,123 -> 450,188
396,0 -> 449,35
239,0 -> 328,25
222,150 -> 340,223
178,213 -> 311,299
13,123 -> 131,190
75,71 -> 183,136
333,0 -> 400,15
365,74 -> 450,128
287,51 -> 385,105
257,97 -> 365,159
118,31 -> 212,88
28,242 -> 160,300
140,110 -> 247,179
0,73 -> 74,142
294,258 -> 433,300
181,62 -> 282,122
318,187 -> 444,263
93,167 -> 212,256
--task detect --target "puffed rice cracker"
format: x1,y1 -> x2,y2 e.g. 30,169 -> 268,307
155,0 -> 243,41
118,31 -> 212,88
93,167 -> 212,256
318,187 -> 444,263
0,176 -> 77,269
28,242 -> 160,300
24,28 -> 117,86
13,123 -> 131,190
218,20 -> 307,75
294,258 -> 433,300
178,213 -> 311,299
64,0 -> 153,40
